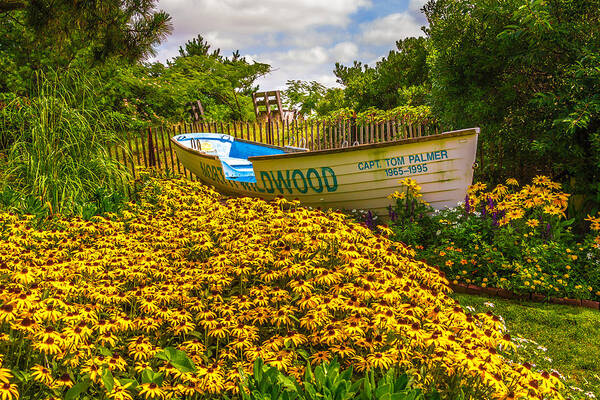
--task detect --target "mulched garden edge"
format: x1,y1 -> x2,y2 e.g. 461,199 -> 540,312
450,283 -> 600,310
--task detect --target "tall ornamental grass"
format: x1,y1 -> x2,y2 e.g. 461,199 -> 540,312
0,71 -> 129,215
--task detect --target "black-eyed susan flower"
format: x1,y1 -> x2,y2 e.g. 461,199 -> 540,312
0,369 -> 12,385
0,382 -> 18,400
30,365 -> 52,385
138,382 -> 166,399
107,381 -> 134,400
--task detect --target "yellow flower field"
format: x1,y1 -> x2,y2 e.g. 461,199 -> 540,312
0,177 -> 563,399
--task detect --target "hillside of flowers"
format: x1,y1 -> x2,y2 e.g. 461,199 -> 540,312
0,176 -> 563,400
389,177 -> 600,301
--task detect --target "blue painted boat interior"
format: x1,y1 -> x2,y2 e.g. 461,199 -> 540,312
174,132 -> 285,183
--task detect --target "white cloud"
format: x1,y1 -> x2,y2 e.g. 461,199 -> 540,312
330,42 -> 359,63
408,0 -> 428,12
250,41 -> 357,90
203,32 -> 237,49
158,0 -> 372,52
360,12 -> 424,46
278,47 -> 330,65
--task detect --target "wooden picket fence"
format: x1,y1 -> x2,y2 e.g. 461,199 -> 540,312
109,119 -> 440,180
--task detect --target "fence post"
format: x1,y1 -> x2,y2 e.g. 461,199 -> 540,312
159,126 -> 168,171
266,116 -> 271,144
153,126 -> 162,169
168,125 -> 179,175
350,114 -> 357,145
147,127 -> 156,167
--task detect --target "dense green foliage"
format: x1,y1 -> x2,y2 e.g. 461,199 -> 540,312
0,71 -> 129,216
282,38 -> 429,117
97,39 -> 270,126
423,0 -> 600,203
333,37 -> 429,111
0,6 -> 270,127
283,80 -> 328,116
0,0 -> 172,93
241,358 -> 437,400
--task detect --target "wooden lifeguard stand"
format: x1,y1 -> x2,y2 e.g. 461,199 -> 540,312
252,90 -> 283,122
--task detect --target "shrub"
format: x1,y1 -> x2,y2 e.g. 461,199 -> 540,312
239,358 -> 436,400
0,70 -> 129,216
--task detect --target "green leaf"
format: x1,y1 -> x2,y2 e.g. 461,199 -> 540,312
254,358 -> 264,383
304,381 -> 317,400
12,370 -> 31,383
151,372 -> 165,385
394,375 -> 409,391
375,383 -> 391,400
339,367 -> 352,382
333,381 -> 348,400
101,368 -> 114,392
304,361 -> 314,383
296,349 -> 310,362
98,346 -> 113,357
362,374 -> 372,400
271,383 -> 282,400
140,369 -> 163,385
426,391 -> 440,400
118,378 -> 138,390
65,376 -> 91,400
278,375 -> 299,392
154,346 -> 196,372
350,378 -> 363,395
314,365 -> 325,387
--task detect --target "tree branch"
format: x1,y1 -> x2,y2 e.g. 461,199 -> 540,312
0,1 -> 26,13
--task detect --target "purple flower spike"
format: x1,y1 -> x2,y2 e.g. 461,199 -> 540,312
465,194 -> 471,214
365,210 -> 374,229
492,212 -> 498,227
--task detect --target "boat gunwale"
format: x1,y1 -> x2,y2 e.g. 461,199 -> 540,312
169,134 -> 290,161
170,127 -> 479,163
248,127 -> 479,161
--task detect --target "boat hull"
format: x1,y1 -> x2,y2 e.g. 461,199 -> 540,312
171,128 -> 479,214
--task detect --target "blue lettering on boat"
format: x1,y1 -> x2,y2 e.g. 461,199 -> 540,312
197,161 -> 226,184
307,168 -> 323,193
270,170 -> 293,194
385,156 -> 405,167
255,167 -> 338,194
292,170 -> 308,193
409,150 -> 449,164
358,160 -> 381,170
259,171 -> 273,193
239,181 -> 253,191
322,167 -> 338,192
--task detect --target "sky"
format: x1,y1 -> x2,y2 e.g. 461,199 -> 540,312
154,0 -> 428,90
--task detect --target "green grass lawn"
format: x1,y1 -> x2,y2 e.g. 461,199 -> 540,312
452,293 -> 600,397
